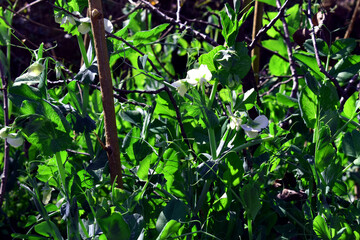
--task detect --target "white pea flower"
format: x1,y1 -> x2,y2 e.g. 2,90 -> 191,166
6,133 -> 24,148
78,22 -> 91,35
28,62 -> 44,77
0,127 -> 10,138
229,115 -> 242,131
103,19 -> 114,33
61,15 -> 76,26
241,115 -> 269,138
77,17 -> 113,34
185,64 -> 212,86
172,64 -> 212,97
171,79 -> 188,97
0,128 -> 24,148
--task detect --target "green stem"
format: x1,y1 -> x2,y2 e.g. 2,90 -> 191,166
193,179 -> 211,215
208,79 -> 219,108
208,128 -> 217,159
77,34 -> 90,68
248,218 -> 253,240
55,152 -> 68,199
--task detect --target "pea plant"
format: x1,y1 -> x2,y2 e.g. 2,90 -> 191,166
0,0 -> 360,239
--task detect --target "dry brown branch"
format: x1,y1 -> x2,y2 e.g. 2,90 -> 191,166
344,0 -> 360,38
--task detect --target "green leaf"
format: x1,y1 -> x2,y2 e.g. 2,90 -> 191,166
137,55 -> 148,70
342,130 -> 360,159
261,39 -> 288,56
156,199 -> 188,232
223,152 -> 244,187
9,85 -> 42,107
276,93 -> 297,107
313,215 -> 331,240
34,221 -> 62,239
0,7 -> 12,46
329,56 -> 360,81
133,139 -> 153,163
319,81 -> 338,111
258,0 -> 285,7
240,181 -> 262,220
331,38 -> 356,59
214,42 -> 251,89
156,220 -> 182,240
304,71 -> 321,95
137,154 -> 151,180
11,233 -> 47,240
343,93 -> 358,119
303,39 -> 329,57
294,52 -> 324,79
233,0 -> 241,12
96,209 -> 131,240
132,24 -> 169,45
316,142 -> 335,172
42,100 -> 71,133
199,45 -> 226,72
268,55 -> 289,76
75,63 -> 98,84
219,4 -> 238,46
299,86 -> 317,128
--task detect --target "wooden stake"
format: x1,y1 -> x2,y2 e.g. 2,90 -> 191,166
88,0 -> 123,188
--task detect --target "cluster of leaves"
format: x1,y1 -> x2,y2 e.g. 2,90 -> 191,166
1,0 -> 360,239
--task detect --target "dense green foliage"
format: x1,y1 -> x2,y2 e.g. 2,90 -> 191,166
1,0 -> 360,239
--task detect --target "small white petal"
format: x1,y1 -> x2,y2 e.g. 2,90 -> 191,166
104,19 -> 113,33
78,22 -> 91,34
0,127 -> 9,138
253,115 -> 269,130
79,17 -> 91,23
244,130 -> 259,138
28,62 -> 44,77
172,80 -> 188,97
199,64 -> 212,81
240,124 -> 253,132
229,116 -> 241,131
55,13 -> 63,24
6,133 -> 24,148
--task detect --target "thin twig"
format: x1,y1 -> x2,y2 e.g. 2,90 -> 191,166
0,61 -> 10,208
150,45 -> 176,79
106,32 -> 163,76
161,8 -> 221,29
164,86 -> 197,160
111,3 -> 142,23
137,0 -> 219,46
245,36 -> 289,62
306,0 -> 345,97
176,0 -> 181,23
66,149 -> 91,156
339,73 -> 359,110
15,0 -> 43,15
112,86 -> 166,95
249,0 -> 290,50
276,0 -> 299,129
276,0 -> 298,99
45,0 -> 82,19
260,78 -> 293,97
344,0 -> 360,38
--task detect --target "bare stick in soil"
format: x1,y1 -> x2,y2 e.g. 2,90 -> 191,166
88,0 -> 123,188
